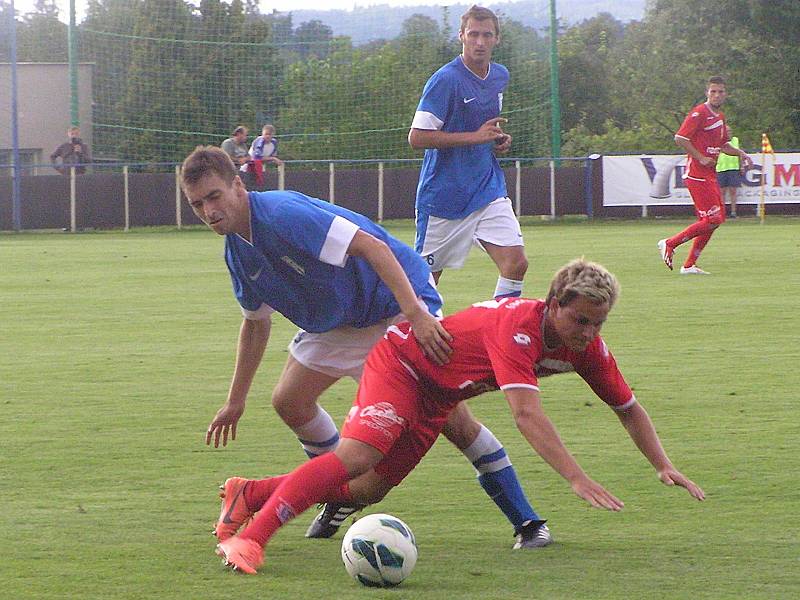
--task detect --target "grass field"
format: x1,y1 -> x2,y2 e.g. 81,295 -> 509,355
1,217 -> 799,599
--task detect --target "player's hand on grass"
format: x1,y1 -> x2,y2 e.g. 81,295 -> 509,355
407,310 -> 453,366
206,401 -> 245,448
658,467 -> 706,501
570,476 -> 625,511
477,117 -> 508,146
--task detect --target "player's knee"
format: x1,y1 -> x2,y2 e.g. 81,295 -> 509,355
498,254 -> 528,281
349,477 -> 392,505
271,388 -> 313,428
441,409 -> 482,450
335,440 -> 383,478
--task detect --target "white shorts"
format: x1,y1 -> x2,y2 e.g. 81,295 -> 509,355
287,316 -> 403,381
417,197 -> 523,272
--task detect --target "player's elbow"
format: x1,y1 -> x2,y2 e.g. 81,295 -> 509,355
408,129 -> 426,150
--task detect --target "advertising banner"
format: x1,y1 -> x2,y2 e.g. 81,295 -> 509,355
602,154 -> 800,206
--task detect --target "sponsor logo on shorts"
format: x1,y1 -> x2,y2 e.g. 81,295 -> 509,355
357,402 -> 406,438
697,204 -> 721,219
360,402 -> 405,427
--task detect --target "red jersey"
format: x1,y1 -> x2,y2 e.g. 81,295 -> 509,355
675,102 -> 729,180
384,298 -> 635,410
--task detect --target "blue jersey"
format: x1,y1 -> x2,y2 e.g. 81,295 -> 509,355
224,191 -> 441,333
412,56 -> 509,220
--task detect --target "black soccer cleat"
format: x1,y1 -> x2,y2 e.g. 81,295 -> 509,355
513,520 -> 553,549
305,503 -> 359,539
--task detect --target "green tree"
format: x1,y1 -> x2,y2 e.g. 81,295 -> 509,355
16,0 -> 67,62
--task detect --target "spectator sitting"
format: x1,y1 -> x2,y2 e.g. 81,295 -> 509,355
50,126 -> 91,175
220,126 -> 250,170
246,124 -> 284,187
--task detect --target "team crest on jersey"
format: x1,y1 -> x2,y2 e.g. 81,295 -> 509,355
513,332 -> 531,346
281,255 -> 305,275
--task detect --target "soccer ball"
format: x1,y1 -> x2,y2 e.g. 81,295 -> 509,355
340,513 -> 418,587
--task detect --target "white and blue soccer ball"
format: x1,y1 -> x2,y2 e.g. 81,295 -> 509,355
341,513 -> 418,587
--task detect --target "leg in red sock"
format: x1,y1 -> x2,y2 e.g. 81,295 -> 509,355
683,232 -> 713,269
244,475 -> 289,512
666,219 -> 715,249
239,452 -> 351,547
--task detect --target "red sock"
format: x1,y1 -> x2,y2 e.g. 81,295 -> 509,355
238,452 -> 350,547
683,232 -> 713,268
326,481 -> 355,504
245,474 -> 354,511
667,220 -> 715,249
244,475 -> 288,512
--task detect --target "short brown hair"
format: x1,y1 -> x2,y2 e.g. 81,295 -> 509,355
545,259 -> 620,308
232,125 -> 248,136
460,5 -> 500,36
707,76 -> 726,88
180,145 -> 237,191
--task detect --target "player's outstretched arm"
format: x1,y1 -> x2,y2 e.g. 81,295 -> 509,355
347,230 -> 452,364
614,402 -> 705,501
206,316 -> 271,448
505,388 -> 624,511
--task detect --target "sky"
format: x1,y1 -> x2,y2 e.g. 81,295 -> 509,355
13,0 -> 436,22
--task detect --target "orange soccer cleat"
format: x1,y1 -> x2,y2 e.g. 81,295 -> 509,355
215,536 -> 264,575
213,477 -> 254,542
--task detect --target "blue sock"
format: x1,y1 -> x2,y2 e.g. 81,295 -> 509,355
463,426 -> 542,533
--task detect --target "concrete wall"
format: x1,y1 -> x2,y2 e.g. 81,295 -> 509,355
0,63 -> 93,173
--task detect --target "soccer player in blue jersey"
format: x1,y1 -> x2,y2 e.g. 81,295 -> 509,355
181,146 -> 548,548
409,5 -> 527,300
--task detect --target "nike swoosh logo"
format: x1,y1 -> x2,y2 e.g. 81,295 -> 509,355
248,267 -> 263,281
221,485 -> 245,524
463,97 -> 476,104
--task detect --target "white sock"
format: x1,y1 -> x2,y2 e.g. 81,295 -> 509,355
494,276 -> 523,299
293,405 -> 340,458
461,425 -> 512,474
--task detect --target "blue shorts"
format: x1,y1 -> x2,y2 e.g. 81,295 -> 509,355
717,170 -> 741,188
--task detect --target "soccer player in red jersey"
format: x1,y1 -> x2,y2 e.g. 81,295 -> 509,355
214,259 -> 705,574
658,76 -> 752,274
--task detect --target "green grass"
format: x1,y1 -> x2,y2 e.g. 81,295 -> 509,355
1,217 -> 799,599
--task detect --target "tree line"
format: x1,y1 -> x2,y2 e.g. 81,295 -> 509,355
2,0 -> 797,165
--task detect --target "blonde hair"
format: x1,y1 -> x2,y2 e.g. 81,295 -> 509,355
546,259 -> 620,308
180,145 -> 237,191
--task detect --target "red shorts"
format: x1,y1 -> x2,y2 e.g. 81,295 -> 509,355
340,342 -> 455,486
685,176 -> 725,222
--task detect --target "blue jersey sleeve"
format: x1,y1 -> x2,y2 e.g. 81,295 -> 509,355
269,198 -> 359,267
415,70 -> 455,129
